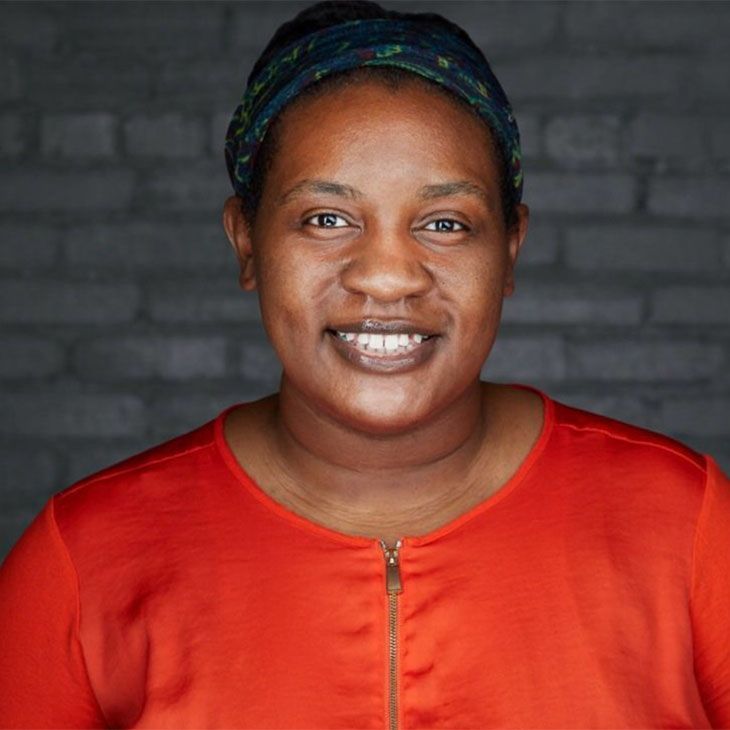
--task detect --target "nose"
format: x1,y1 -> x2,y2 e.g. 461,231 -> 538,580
340,226 -> 433,303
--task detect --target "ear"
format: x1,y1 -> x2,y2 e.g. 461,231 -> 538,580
503,203 -> 529,298
223,195 -> 257,291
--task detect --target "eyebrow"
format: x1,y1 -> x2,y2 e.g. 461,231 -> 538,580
277,178 -> 494,207
278,179 -> 363,205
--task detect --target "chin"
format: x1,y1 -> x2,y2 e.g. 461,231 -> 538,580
322,387 -> 436,436
340,410 -> 427,437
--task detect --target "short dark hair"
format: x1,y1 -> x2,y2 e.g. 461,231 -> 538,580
241,0 -> 518,231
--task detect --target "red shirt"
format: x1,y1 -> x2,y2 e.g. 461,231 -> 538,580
2,388 -> 729,728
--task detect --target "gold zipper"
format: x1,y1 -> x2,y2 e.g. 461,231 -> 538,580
380,538 -> 403,730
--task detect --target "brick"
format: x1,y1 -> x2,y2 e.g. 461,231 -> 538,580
211,111 -> 232,157
647,177 -> 730,219
567,341 -> 724,381
0,393 -> 146,437
0,224 -> 59,269
0,55 -> 22,102
124,114 -> 205,158
0,281 -> 139,324
693,51 -> 730,99
73,336 -> 227,380
0,114 -> 24,158
0,448 -> 59,510
229,2 -> 318,49
709,120 -> 730,160
416,1 -> 560,51
565,225 -> 720,272
66,441 -> 151,485
25,56 -> 150,108
481,335 -> 566,381
61,3 -> 225,55
148,280 -> 260,323
0,337 -> 65,378
41,113 -> 116,159
155,60 -> 249,109
516,113 -> 541,161
0,170 -> 134,212
65,223 -> 233,270
499,55 -> 684,102
716,453 -> 730,475
239,340 -> 282,387
139,162 -> 230,212
687,431 -> 728,461
0,5 -> 57,53
565,2 -> 730,51
527,173 -> 636,214
0,510 -> 41,565
628,114 -> 705,162
651,287 -> 730,325
659,398 -> 730,437
502,285 -> 642,326
545,115 -> 620,168
150,393 -> 243,439
551,392 -> 654,431
517,222 -> 558,266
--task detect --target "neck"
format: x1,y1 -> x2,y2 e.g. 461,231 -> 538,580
265,378 -> 492,523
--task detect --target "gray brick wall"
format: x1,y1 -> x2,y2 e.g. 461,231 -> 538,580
1,0 -> 729,559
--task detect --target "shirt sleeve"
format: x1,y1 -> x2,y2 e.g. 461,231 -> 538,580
0,496 -> 108,728
691,456 -> 730,729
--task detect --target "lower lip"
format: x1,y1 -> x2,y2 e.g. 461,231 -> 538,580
326,331 -> 439,373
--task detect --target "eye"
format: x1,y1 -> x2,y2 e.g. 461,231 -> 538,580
303,212 -> 350,229
422,218 -> 469,233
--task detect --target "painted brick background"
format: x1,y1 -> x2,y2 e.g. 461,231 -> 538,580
1,0 -> 729,560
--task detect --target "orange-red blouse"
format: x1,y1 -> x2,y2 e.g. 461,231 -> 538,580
1,388 -> 729,729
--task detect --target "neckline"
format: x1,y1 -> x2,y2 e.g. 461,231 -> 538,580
213,383 -> 555,549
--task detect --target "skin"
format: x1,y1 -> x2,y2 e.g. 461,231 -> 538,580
222,78 -> 541,546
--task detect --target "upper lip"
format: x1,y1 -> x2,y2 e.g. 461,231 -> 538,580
327,319 -> 439,336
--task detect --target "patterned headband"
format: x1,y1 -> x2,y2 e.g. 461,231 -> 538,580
225,17 -> 523,209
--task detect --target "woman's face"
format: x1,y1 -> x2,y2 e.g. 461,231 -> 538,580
225,78 -> 529,434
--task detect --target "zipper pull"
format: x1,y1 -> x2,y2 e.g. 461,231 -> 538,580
380,539 -> 403,594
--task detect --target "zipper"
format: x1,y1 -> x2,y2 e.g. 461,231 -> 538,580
380,538 -> 403,730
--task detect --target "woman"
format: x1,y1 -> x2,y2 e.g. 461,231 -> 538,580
1,2 -> 728,728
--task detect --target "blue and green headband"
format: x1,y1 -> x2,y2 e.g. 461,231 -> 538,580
225,17 -> 523,208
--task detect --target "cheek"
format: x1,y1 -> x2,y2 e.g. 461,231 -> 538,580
443,246 -> 511,327
255,250 -> 300,337
255,246 -> 331,344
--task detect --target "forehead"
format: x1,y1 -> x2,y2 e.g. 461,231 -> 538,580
266,77 -> 501,194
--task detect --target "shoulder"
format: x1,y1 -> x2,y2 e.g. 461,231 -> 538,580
57,416 -> 220,498
551,397 -> 704,468
534,395 -> 723,570
69,420 -> 218,488
51,408 -> 231,542
546,395 -> 708,500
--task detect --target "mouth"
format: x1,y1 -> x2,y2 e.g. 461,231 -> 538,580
325,320 -> 440,372
328,329 -> 433,354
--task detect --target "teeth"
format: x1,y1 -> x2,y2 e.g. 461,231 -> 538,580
334,331 -> 432,353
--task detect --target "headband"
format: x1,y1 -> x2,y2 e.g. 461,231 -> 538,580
225,17 -> 522,208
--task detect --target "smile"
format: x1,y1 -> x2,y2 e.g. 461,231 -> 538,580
334,331 -> 431,355
325,329 -> 439,373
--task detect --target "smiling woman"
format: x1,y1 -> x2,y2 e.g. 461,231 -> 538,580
1,2 -> 730,729
219,78 -> 537,559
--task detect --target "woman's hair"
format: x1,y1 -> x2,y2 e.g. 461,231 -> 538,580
241,0 -> 519,231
